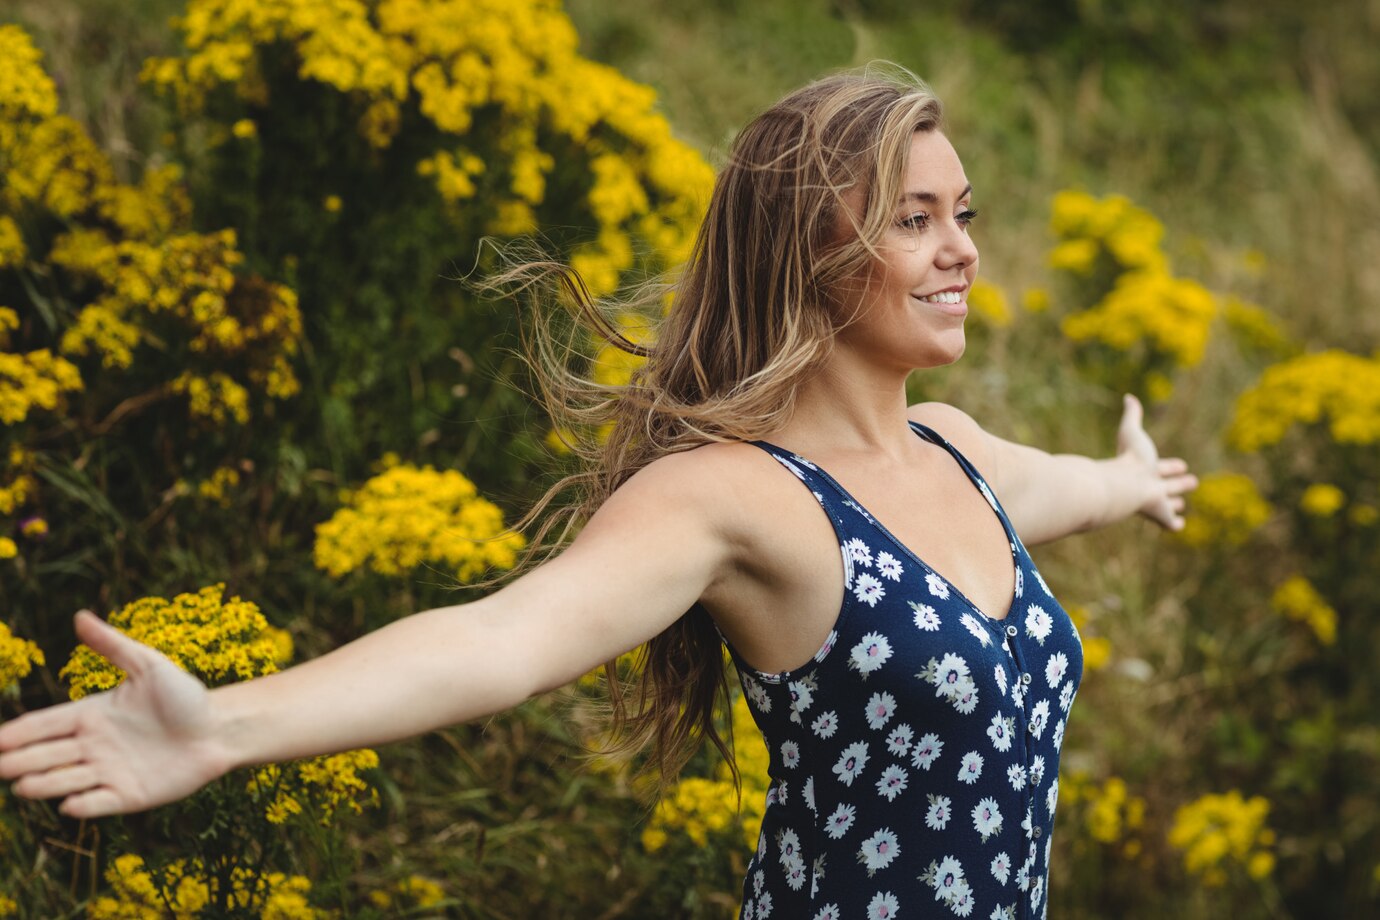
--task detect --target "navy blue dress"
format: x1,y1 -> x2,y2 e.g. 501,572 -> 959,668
724,421 -> 1084,920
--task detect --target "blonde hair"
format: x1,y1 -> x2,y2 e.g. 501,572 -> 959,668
489,64 -> 944,789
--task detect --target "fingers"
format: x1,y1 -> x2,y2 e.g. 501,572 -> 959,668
1157,457 -> 1190,475
1165,473 -> 1199,496
0,700 -> 81,751
0,737 -> 82,780
74,610 -> 149,676
60,787 -> 126,819
1120,393 -> 1144,429
13,763 -> 99,801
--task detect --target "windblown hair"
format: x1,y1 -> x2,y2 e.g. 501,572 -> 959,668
487,64 -> 944,791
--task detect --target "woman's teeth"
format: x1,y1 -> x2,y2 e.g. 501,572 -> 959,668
917,291 -> 963,304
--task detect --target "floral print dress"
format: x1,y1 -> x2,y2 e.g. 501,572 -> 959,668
727,421 -> 1084,920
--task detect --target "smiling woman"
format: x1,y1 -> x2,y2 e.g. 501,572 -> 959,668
0,64 -> 1197,920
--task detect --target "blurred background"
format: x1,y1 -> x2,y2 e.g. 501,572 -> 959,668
1,0 -> 1377,916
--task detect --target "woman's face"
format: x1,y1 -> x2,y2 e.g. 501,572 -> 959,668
835,130 -> 979,373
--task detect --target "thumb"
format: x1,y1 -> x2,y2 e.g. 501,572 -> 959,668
1120,393 -> 1143,430
74,610 -> 151,675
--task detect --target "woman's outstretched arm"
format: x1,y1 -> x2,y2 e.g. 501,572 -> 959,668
0,450 -> 738,819
910,395 -> 1199,546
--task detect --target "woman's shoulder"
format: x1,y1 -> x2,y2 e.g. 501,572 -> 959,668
617,440 -> 811,540
905,400 -> 998,475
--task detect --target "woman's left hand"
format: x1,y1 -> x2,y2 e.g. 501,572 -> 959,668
1117,393 -> 1198,531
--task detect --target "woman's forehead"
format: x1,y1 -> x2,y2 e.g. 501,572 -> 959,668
898,131 -> 969,204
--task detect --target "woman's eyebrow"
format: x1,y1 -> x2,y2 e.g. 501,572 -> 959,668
897,183 -> 974,205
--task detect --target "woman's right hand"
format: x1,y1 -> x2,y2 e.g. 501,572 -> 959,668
0,610 -> 228,818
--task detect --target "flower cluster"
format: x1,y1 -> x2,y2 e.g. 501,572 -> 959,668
0,621 -> 43,692
1061,270 -> 1217,371
2,25 -> 300,441
1270,575 -> 1338,646
142,0 -> 715,295
1167,790 -> 1275,887
86,853 -> 326,919
59,585 -> 293,698
0,337 -> 84,427
1061,772 -> 1147,858
1048,190 -> 1168,277
313,462 -> 525,582
641,692 -> 770,854
1227,350 -> 1380,452
367,875 -> 447,911
967,279 -> 1013,327
1222,296 -> 1294,359
1299,483 -> 1345,518
1048,189 -> 1233,400
1174,472 -> 1272,548
247,749 -> 381,826
1064,604 -> 1111,671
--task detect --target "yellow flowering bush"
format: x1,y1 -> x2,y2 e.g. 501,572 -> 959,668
1227,350 -> 1380,452
1061,772 -> 1147,858
86,853 -> 328,920
1043,189 -> 1234,401
368,874 -> 447,911
1064,604 -> 1111,671
0,621 -> 44,692
1270,575 -> 1338,646
313,462 -> 525,582
1061,271 -> 1217,370
1222,296 -> 1294,359
60,585 -> 289,698
142,0 -> 714,295
1167,790 -> 1276,887
967,278 -> 1013,327
642,692 -> 769,855
246,749 -> 381,826
1174,472 -> 1272,548
1299,483 -> 1345,518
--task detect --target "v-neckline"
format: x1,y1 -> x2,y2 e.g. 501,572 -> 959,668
762,422 -> 1021,625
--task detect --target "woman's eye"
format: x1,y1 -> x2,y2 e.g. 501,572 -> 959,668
900,213 -> 930,230
957,208 -> 979,226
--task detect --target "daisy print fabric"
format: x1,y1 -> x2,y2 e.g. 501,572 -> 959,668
726,422 -> 1084,920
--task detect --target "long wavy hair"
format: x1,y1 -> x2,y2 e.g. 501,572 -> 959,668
487,64 -> 944,791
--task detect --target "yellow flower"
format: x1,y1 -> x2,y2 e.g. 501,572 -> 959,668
0,620 -> 45,690
313,462 -> 526,582
1168,790 -> 1274,885
59,584 -> 285,698
88,854 -> 328,919
1271,575 -> 1338,645
1228,350 -> 1380,452
1299,483 -> 1344,518
1223,297 -> 1293,357
1061,270 -> 1217,368
1021,287 -> 1051,313
967,279 -> 1012,327
0,538 -> 15,560
19,516 -> 47,537
323,194 -> 342,213
1350,504 -> 1378,526
196,465 -> 241,506
1175,472 -> 1272,547
0,348 -> 84,425
231,117 -> 257,139
0,217 -> 26,269
1047,238 -> 1099,276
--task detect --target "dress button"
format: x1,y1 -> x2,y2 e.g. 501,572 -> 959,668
1005,624 -> 1017,637
1021,673 -> 1032,685
1034,826 -> 1043,839
1027,723 -> 1035,734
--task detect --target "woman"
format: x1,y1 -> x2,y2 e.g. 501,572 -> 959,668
0,69 -> 1195,919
